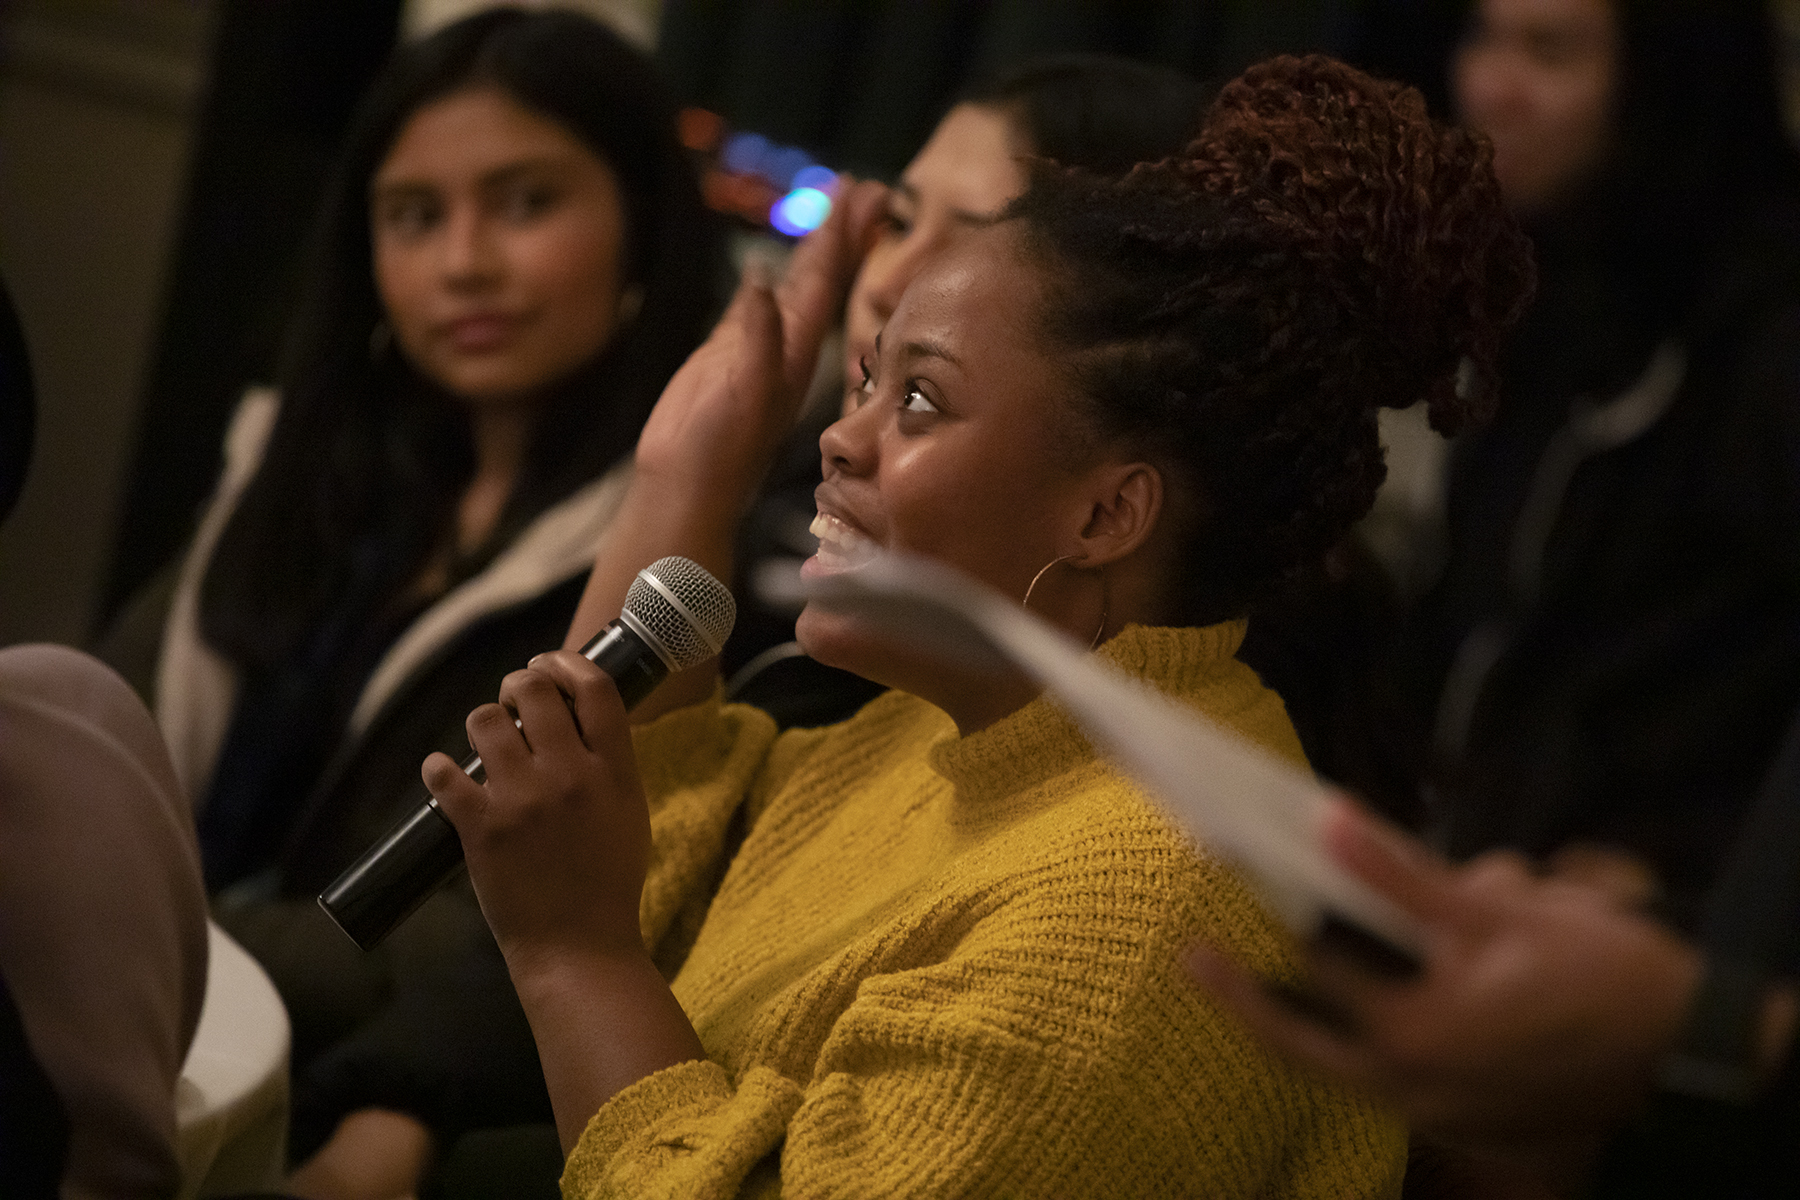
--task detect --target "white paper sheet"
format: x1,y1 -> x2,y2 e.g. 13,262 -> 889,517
762,552 -> 1425,966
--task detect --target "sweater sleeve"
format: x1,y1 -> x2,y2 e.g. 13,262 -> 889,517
632,695 -> 775,959
563,805 -> 1405,1199
632,695 -> 812,967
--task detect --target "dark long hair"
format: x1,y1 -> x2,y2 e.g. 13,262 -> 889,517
959,53 -> 1214,175
199,8 -> 725,671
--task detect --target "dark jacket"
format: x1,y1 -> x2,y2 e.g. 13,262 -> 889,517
1397,201 -> 1800,929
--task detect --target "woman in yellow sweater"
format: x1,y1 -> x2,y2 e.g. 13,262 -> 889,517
427,55 -> 1535,1198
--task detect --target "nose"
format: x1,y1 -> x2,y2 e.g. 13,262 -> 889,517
441,204 -> 501,290
819,391 -> 881,478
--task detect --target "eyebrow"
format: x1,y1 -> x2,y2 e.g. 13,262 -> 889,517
898,336 -> 962,369
891,180 -> 1009,228
873,329 -> 963,370
372,154 -> 571,198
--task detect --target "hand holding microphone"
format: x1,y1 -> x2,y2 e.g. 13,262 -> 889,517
319,556 -> 735,950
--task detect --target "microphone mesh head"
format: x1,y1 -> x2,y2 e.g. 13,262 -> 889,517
624,556 -> 737,671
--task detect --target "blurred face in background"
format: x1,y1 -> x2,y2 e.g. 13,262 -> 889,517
372,85 -> 629,409
842,103 -> 1030,394
1454,0 -> 1619,216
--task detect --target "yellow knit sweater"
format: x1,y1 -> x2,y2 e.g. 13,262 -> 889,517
563,623 -> 1405,1199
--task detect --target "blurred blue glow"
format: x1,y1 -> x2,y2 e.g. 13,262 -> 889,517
765,147 -> 814,190
721,132 -> 770,175
770,187 -> 832,236
793,165 -> 838,192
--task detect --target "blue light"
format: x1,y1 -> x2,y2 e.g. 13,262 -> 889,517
792,165 -> 838,193
721,132 -> 769,175
765,147 -> 814,190
770,187 -> 832,237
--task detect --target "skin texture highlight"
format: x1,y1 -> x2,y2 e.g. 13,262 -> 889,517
804,223 -> 1166,731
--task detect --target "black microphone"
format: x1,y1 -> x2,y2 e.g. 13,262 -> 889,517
318,555 -> 736,950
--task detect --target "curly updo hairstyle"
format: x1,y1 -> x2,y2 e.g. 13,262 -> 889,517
1011,55 -> 1535,624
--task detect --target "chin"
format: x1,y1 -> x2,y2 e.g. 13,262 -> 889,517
795,604 -> 894,688
794,604 -> 858,673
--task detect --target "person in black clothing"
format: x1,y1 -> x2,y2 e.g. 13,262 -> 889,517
1188,705 -> 1800,1197
97,10 -> 727,1196
1380,0 -> 1800,929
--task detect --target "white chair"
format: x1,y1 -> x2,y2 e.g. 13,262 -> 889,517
175,920 -> 291,1198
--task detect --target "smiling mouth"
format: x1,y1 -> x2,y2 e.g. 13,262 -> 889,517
809,511 -> 878,572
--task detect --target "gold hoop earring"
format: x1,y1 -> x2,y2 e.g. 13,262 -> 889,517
1022,554 -> 1109,650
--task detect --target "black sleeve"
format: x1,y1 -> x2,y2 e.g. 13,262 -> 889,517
1591,705 -> 1800,1197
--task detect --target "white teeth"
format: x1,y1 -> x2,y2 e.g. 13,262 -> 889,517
810,511 -> 876,570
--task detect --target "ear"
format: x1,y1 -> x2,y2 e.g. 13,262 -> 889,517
1067,461 -> 1163,568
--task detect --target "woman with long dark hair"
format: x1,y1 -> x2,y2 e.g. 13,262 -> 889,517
111,6 -> 724,1185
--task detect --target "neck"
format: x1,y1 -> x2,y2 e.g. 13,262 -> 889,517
935,669 -> 1044,738
457,405 -> 535,554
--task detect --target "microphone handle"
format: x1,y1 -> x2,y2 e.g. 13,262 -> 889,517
317,622 -> 669,950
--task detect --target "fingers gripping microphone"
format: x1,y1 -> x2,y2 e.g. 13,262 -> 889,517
318,556 -> 736,950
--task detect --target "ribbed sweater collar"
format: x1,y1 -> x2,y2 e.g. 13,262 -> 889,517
926,621 -> 1247,812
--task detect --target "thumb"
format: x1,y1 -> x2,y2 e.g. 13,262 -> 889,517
1322,795 -> 1459,923
729,272 -> 784,408
773,177 -> 886,391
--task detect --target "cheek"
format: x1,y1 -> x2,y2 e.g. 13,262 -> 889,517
373,244 -> 430,337
1547,68 -> 1611,145
519,217 -> 625,344
879,442 -> 1062,590
1452,44 -> 1525,131
1450,48 -> 1492,120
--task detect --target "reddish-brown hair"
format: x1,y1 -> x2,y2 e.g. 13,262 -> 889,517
1012,54 -> 1535,623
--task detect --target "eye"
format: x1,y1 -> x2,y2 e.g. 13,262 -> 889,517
500,180 -> 559,223
880,201 -> 913,240
900,382 -> 938,414
375,193 -> 441,240
841,355 -> 877,409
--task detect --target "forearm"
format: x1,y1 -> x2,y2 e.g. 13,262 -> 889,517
562,183 -> 886,689
563,471 -> 741,719
511,947 -> 708,1156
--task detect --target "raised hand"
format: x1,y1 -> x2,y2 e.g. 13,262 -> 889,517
562,180 -> 886,668
633,179 -> 889,507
